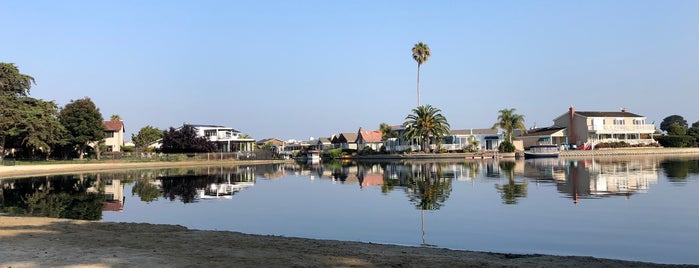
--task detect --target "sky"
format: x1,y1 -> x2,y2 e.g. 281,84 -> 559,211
3,1 -> 698,141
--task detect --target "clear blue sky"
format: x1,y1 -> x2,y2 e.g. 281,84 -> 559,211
3,1 -> 698,140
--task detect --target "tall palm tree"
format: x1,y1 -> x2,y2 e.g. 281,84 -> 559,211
492,108 -> 526,142
412,42 -> 431,107
404,105 -> 450,153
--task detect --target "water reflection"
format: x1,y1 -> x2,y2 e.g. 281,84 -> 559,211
3,157 -> 699,220
523,158 -> 662,203
495,161 -> 527,204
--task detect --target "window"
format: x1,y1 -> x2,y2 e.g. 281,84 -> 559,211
633,119 -> 645,125
204,130 -> 217,137
105,131 -> 114,138
613,119 -> 625,125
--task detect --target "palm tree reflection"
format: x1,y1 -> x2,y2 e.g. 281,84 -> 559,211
406,163 -> 453,247
495,161 -> 527,205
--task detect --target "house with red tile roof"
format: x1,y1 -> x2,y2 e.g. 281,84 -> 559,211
357,128 -> 383,151
103,119 -> 125,152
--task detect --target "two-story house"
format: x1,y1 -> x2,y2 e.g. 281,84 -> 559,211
553,106 -> 655,147
188,124 -> 255,152
103,119 -> 125,152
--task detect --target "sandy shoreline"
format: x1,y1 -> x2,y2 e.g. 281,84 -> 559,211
1,216 -> 694,268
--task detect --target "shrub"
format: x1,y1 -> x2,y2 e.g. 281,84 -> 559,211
657,135 -> 694,148
498,141 -> 515,153
595,141 -> 630,149
358,146 -> 376,155
327,148 -> 343,158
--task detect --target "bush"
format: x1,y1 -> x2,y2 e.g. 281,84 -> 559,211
657,135 -> 695,148
327,148 -> 343,158
595,141 -> 630,149
358,146 -> 376,155
498,141 -> 515,153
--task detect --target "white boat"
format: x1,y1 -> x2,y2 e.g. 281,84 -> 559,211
524,144 -> 560,159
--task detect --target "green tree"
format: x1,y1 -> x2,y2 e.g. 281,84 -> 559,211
667,123 -> 687,136
110,114 -> 121,121
493,108 -> 526,143
404,105 -> 450,153
10,98 -> 67,159
0,63 -> 36,159
379,123 -> 397,140
59,97 -> 106,160
466,136 -> 480,152
412,41 -> 431,106
687,121 -> 699,147
660,115 -> 687,133
0,63 -> 35,97
161,125 -> 217,153
132,125 -> 163,150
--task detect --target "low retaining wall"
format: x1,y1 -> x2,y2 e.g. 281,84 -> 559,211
560,148 -> 699,157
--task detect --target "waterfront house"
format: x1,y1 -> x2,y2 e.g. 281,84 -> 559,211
518,127 -> 567,149
385,125 -> 420,153
257,138 -> 285,148
187,124 -> 255,152
312,137 -> 332,152
441,129 -> 503,152
357,128 -> 383,151
331,133 -> 358,150
103,119 -> 125,152
553,107 -> 656,148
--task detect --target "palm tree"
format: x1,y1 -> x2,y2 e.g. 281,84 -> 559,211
412,41 -> 431,107
492,108 -> 526,143
404,105 -> 450,153
379,122 -> 397,140
110,114 -> 121,121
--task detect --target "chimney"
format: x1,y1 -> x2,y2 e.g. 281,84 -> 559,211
621,107 -> 627,113
568,106 -> 576,145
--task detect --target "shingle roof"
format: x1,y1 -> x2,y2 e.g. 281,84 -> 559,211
576,111 -> 643,118
359,129 -> 383,143
103,120 -> 124,132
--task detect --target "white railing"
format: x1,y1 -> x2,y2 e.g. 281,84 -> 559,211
588,125 -> 655,133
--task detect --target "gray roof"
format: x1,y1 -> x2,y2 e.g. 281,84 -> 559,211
575,111 -> 643,118
450,129 -> 498,135
520,127 -> 566,137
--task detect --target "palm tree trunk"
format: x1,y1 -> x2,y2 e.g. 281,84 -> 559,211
416,63 -> 421,107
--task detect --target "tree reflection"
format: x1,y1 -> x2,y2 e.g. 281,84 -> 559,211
1,175 -> 105,220
406,163 -> 452,210
495,161 -> 527,205
405,163 -> 453,247
662,159 -> 699,181
132,180 -> 161,203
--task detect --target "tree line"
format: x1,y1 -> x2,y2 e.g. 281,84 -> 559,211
657,115 -> 699,147
1,63 -> 107,160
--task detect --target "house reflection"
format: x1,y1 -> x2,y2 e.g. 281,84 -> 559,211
523,158 -> 660,203
152,166 -> 258,202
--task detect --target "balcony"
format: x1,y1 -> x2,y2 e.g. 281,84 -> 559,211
588,124 -> 655,134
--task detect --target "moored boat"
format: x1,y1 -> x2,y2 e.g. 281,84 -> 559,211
524,144 -> 560,159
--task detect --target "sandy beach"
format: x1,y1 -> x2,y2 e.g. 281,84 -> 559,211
1,216 -> 695,268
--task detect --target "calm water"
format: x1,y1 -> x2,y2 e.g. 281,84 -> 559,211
2,156 -> 698,265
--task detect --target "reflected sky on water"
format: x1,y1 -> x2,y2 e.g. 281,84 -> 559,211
2,156 -> 698,265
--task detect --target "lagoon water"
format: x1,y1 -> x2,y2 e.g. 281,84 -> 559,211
2,156 -> 699,264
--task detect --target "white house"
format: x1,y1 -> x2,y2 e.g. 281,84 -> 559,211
441,129 -> 503,152
188,124 -> 255,152
553,107 -> 656,148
